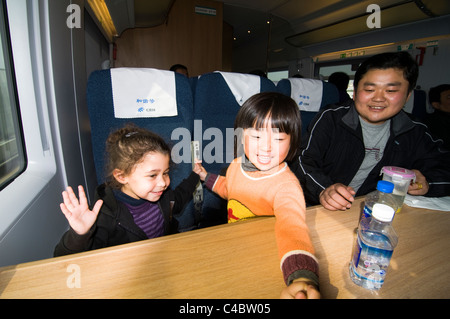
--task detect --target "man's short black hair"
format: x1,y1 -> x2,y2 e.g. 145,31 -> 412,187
354,51 -> 418,93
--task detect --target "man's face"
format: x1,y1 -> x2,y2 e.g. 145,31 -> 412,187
354,68 -> 411,125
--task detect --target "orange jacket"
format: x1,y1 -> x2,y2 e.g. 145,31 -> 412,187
206,157 -> 319,286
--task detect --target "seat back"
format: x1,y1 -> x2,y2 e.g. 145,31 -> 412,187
277,78 -> 339,134
194,71 -> 276,173
403,89 -> 428,122
86,68 -> 196,230
192,71 -> 276,227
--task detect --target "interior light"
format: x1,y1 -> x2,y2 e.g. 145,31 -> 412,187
86,0 -> 118,42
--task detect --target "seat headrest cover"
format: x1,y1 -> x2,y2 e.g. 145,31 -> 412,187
289,78 -> 323,112
216,71 -> 261,106
110,68 -> 178,118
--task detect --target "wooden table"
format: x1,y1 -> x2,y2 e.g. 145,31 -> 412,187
1,197 -> 449,299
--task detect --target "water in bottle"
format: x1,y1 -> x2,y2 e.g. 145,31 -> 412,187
349,203 -> 398,290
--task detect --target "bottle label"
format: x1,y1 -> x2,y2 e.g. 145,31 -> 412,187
351,236 -> 393,289
362,205 -> 372,218
359,205 -> 372,230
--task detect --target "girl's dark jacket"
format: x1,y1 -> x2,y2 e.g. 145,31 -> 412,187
54,172 -> 199,256
291,101 -> 450,205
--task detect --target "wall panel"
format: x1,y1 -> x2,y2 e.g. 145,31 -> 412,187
114,0 -> 224,76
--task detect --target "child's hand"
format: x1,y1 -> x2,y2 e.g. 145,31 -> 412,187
280,281 -> 320,299
193,160 -> 208,181
60,185 -> 103,235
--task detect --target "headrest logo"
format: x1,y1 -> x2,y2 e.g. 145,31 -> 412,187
298,94 -> 310,106
136,98 -> 156,104
136,98 -> 156,113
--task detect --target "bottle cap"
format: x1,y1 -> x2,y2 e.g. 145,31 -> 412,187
376,180 -> 394,193
372,203 -> 395,222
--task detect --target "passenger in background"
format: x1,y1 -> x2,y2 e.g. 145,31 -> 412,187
426,84 -> 450,150
194,92 -> 320,299
54,125 -> 202,256
170,63 -> 189,77
291,52 -> 450,211
328,71 -> 351,103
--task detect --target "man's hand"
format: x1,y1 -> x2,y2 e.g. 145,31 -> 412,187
408,169 -> 429,196
319,183 -> 356,211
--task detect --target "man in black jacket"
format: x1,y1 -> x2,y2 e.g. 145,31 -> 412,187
292,52 -> 450,210
426,84 -> 450,150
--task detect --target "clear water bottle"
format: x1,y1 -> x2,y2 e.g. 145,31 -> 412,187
360,180 -> 397,227
349,203 -> 398,290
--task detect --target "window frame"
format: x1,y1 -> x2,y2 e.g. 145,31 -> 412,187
0,0 -> 57,240
0,0 -> 27,191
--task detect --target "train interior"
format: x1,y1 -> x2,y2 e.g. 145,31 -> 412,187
0,0 -> 449,267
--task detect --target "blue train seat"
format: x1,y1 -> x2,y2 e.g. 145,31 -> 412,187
403,89 -> 428,122
86,67 -> 197,231
193,71 -> 276,227
277,78 -> 339,134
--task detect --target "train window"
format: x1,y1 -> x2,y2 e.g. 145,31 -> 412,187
267,70 -> 288,84
318,64 -> 356,98
0,1 -> 26,191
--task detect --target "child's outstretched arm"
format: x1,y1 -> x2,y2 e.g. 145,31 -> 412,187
60,185 -> 103,235
193,160 -> 208,181
193,159 -> 228,199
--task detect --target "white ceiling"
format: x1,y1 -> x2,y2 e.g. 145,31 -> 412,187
218,0 -> 450,47
106,0 -> 450,47
103,0 -> 450,70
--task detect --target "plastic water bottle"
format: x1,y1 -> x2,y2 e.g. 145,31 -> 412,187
349,203 -> 398,290
360,180 -> 397,227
